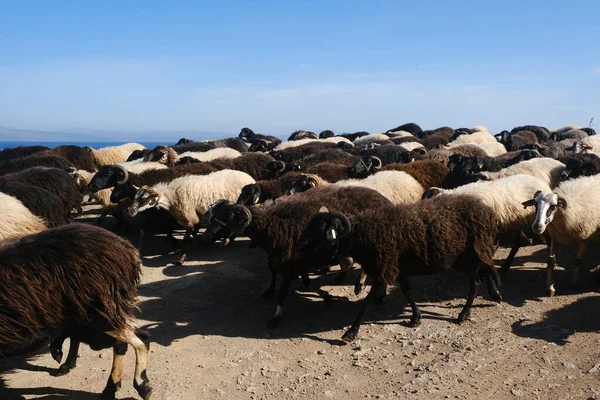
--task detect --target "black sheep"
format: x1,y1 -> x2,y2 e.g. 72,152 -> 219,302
304,156 -> 382,183
239,127 -> 282,148
354,144 -> 413,165
299,148 -> 359,168
319,130 -> 335,138
559,154 -> 600,180
0,154 -> 74,175
385,122 -> 422,135
288,130 -> 318,141
510,125 -> 550,142
0,145 -> 49,164
294,195 -> 501,342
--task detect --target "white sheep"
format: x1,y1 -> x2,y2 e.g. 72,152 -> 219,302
387,130 -> 413,138
550,124 -> 581,134
429,175 -> 552,273
581,135 -> 600,156
128,169 -> 255,263
473,141 -> 508,157
0,192 -> 47,240
118,159 -> 168,173
398,142 -> 425,152
274,137 -> 354,151
179,147 -> 241,162
479,158 -> 565,188
88,143 -> 146,167
448,131 -> 497,145
523,174 -> 600,295
471,125 -> 490,133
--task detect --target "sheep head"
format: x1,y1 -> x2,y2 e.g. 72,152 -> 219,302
239,127 -> 255,141
128,186 -> 160,217
249,139 -> 271,153
88,164 -> 128,192
349,156 -> 382,178
295,207 -> 352,258
202,201 -> 253,243
287,174 -> 319,195
522,191 -> 566,235
237,184 -> 262,206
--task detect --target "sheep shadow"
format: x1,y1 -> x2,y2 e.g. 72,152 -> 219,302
511,295 -> 600,345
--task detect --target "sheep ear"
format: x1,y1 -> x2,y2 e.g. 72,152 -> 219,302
557,197 -> 567,208
522,199 -> 536,208
319,206 -> 329,213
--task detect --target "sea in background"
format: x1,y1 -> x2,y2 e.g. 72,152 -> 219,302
0,141 -> 174,150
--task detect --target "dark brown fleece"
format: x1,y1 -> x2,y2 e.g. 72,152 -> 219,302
0,181 -> 69,227
210,152 -> 274,181
305,162 -> 353,183
271,142 -> 337,163
255,172 -> 302,201
299,149 -> 359,168
0,146 -> 50,164
383,160 -> 450,189
0,223 -> 141,356
248,186 -> 393,265
0,155 -> 74,175
49,145 -> 98,172
347,195 -> 498,285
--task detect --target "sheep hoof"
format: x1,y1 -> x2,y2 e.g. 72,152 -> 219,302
267,316 -> 282,329
50,349 -> 63,364
489,290 -> 503,303
354,283 -> 363,296
407,319 -> 421,328
136,384 -> 153,400
454,314 -> 469,325
222,238 -> 231,246
546,288 -> 556,297
341,328 -> 358,343
175,254 -> 187,265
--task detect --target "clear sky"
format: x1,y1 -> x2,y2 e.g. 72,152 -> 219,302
1,1 -> 599,139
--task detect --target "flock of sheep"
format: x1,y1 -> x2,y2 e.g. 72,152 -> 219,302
1,122 -> 599,399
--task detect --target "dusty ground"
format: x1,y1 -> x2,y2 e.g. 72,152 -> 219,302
1,204 -> 599,400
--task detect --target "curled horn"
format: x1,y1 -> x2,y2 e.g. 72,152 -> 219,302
114,164 -> 130,184
371,156 -> 382,169
274,160 -> 285,172
240,205 -> 253,227
330,211 -> 351,237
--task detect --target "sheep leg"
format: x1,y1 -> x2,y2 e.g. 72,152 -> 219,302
484,264 -> 503,303
354,270 -> 368,295
342,280 -> 386,343
175,227 -> 193,265
301,267 -> 310,288
398,276 -> 421,327
105,328 -> 152,400
261,260 -> 278,298
98,209 -> 109,225
546,239 -> 557,296
54,339 -> 80,377
50,334 -> 67,364
100,342 -> 128,399
267,273 -> 293,329
570,242 -> 588,290
456,270 -> 481,324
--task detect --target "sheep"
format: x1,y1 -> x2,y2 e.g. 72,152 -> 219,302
510,125 -> 550,142
581,135 -> 600,156
353,134 -> 391,146
470,141 -> 507,157
422,145 -> 488,165
417,126 -> 454,140
550,124 -> 581,135
522,174 -> 600,295
202,185 -> 394,327
294,194 -> 500,342
179,148 -> 242,162
385,122 -> 422,135
523,141 -> 572,159
209,152 -> 276,181
304,156 -> 382,183
319,130 -> 335,139
0,167 -> 83,215
398,142 -> 425,152
119,159 -> 169,173
0,192 -> 47,240
497,130 -> 539,152
264,160 -> 302,179
49,145 -> 98,172
238,127 -> 282,149
0,154 -> 74,175
580,127 -> 596,136
0,181 -> 70,227
334,171 -> 425,205
559,154 -> 600,180
173,140 -> 217,154
0,223 -> 152,399
128,169 -> 256,263
550,129 -> 588,141
0,145 -> 49,163
87,142 -> 145,167
353,144 -> 413,165
288,130 -> 318,140
478,158 -> 565,188
386,130 -> 414,138
269,142 -> 338,163
273,136 -> 354,151
143,145 -> 179,166
237,172 -> 303,206
339,131 -> 369,141
425,175 -> 552,273
383,160 -> 450,189
448,131 -> 498,146
72,169 -> 127,227
205,137 -> 249,153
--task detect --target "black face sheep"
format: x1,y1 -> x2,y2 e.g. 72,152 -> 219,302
304,156 -> 382,183
86,143 -> 146,167
580,127 -> 596,136
0,145 -> 50,164
499,130 -> 539,152
202,185 -> 394,328
559,154 -> 600,180
269,141 -> 338,163
209,152 -> 276,181
383,159 -> 451,189
264,160 -> 302,179
0,167 -> 83,215
353,144 -> 413,165
239,127 -> 282,148
339,131 -> 369,141
549,129 -> 588,141
294,194 -> 501,342
522,174 -> 600,295
510,125 -> 550,142
298,148 -> 359,168
172,140 -> 217,154
236,172 -> 302,206
127,149 -> 151,162
0,154 -> 74,175
0,223 -> 152,399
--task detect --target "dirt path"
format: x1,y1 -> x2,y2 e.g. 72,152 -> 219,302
1,206 -> 599,399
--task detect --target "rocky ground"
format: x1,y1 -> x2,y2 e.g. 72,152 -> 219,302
1,205 -> 599,400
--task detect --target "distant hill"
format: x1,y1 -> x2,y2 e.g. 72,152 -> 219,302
0,126 -> 237,143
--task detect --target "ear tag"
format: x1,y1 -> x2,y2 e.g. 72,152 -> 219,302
331,229 -> 337,239
478,164 -> 484,169
254,197 -> 259,204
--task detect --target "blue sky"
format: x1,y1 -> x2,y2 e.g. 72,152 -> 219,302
0,1 -> 599,139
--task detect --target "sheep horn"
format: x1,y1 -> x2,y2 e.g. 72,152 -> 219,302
114,164 -> 130,184
274,160 -> 285,172
240,206 -> 253,227
330,211 -> 351,237
371,156 -> 382,169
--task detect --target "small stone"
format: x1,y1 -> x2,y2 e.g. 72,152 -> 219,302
562,362 -> 576,369
246,386 -> 258,393
317,350 -> 326,355
588,363 -> 600,374
511,389 -> 523,397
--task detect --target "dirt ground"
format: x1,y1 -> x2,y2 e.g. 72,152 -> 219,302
1,204 -> 599,400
